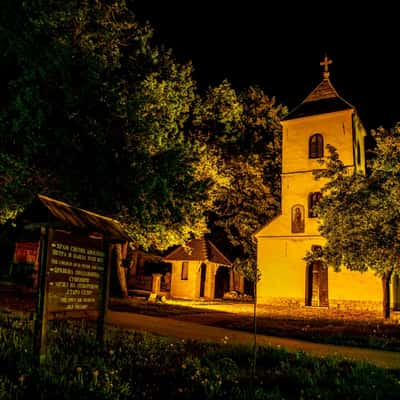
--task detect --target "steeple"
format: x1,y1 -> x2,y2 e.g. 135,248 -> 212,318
283,56 -> 354,120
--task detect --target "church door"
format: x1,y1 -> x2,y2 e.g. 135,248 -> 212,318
306,261 -> 328,307
214,266 -> 230,298
199,263 -> 207,297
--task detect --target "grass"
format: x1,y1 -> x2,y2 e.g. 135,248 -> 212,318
0,313 -> 400,399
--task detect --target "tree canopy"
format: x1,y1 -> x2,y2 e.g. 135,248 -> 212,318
0,1 -> 286,281
309,126 -> 400,318
191,82 -> 285,279
0,0 -> 212,250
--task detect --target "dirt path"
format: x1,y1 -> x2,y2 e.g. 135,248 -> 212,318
106,310 -> 400,369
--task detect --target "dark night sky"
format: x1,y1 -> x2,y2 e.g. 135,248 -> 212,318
132,1 -> 399,131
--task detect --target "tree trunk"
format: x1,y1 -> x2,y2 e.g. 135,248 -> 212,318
382,269 -> 393,320
114,243 -> 128,297
128,249 -> 139,275
125,248 -> 139,289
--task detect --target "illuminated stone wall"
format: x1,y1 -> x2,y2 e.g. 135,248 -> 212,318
256,236 -> 382,307
169,260 -> 201,299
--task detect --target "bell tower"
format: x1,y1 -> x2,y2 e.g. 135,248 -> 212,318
256,56 -> 368,306
279,55 -> 366,238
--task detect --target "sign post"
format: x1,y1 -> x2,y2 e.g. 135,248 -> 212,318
97,240 -> 112,345
34,227 -> 108,364
33,226 -> 50,365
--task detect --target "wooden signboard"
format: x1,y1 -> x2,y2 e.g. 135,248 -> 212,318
46,229 -> 105,315
34,227 -> 111,364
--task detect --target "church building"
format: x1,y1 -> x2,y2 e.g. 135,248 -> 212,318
255,56 -> 397,311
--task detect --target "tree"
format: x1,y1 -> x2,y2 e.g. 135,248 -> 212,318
0,0 -> 211,251
0,0 -> 216,297
309,126 -> 400,319
0,155 -> 32,223
191,82 -> 286,282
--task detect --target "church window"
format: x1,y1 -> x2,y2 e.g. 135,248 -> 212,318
309,134 -> 324,158
181,262 -> 189,280
308,192 -> 322,218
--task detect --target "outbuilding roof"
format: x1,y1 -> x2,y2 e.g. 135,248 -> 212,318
163,238 -> 231,265
18,194 -> 131,243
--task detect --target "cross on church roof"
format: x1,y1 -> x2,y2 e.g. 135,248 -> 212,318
320,55 -> 332,79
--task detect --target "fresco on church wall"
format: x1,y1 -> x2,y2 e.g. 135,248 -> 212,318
291,205 -> 305,233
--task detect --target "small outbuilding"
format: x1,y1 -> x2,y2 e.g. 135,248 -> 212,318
163,238 -> 244,300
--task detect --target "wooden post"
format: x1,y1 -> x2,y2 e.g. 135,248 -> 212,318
97,241 -> 112,346
229,269 -> 234,291
33,226 -> 50,366
252,267 -> 257,380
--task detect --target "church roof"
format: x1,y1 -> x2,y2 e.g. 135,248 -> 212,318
283,56 -> 354,121
163,238 -> 231,265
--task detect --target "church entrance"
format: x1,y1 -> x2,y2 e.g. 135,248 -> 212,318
214,266 -> 230,298
199,263 -> 207,297
306,261 -> 328,307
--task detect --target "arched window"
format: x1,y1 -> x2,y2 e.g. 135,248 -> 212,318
309,134 -> 324,158
308,192 -> 322,218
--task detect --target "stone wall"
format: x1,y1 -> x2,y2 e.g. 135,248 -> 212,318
329,299 -> 381,312
258,296 -> 382,312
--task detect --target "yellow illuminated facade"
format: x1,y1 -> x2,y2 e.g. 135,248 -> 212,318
163,238 -> 244,300
255,57 -> 394,311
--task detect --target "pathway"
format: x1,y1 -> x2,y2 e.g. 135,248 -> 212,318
106,310 -> 400,369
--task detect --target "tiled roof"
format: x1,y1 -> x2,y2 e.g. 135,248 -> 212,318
283,78 -> 354,120
163,238 -> 231,265
18,194 -> 131,243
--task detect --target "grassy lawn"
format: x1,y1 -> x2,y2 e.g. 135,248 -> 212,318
0,314 -> 400,399
1,287 -> 400,398
109,297 -> 400,351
